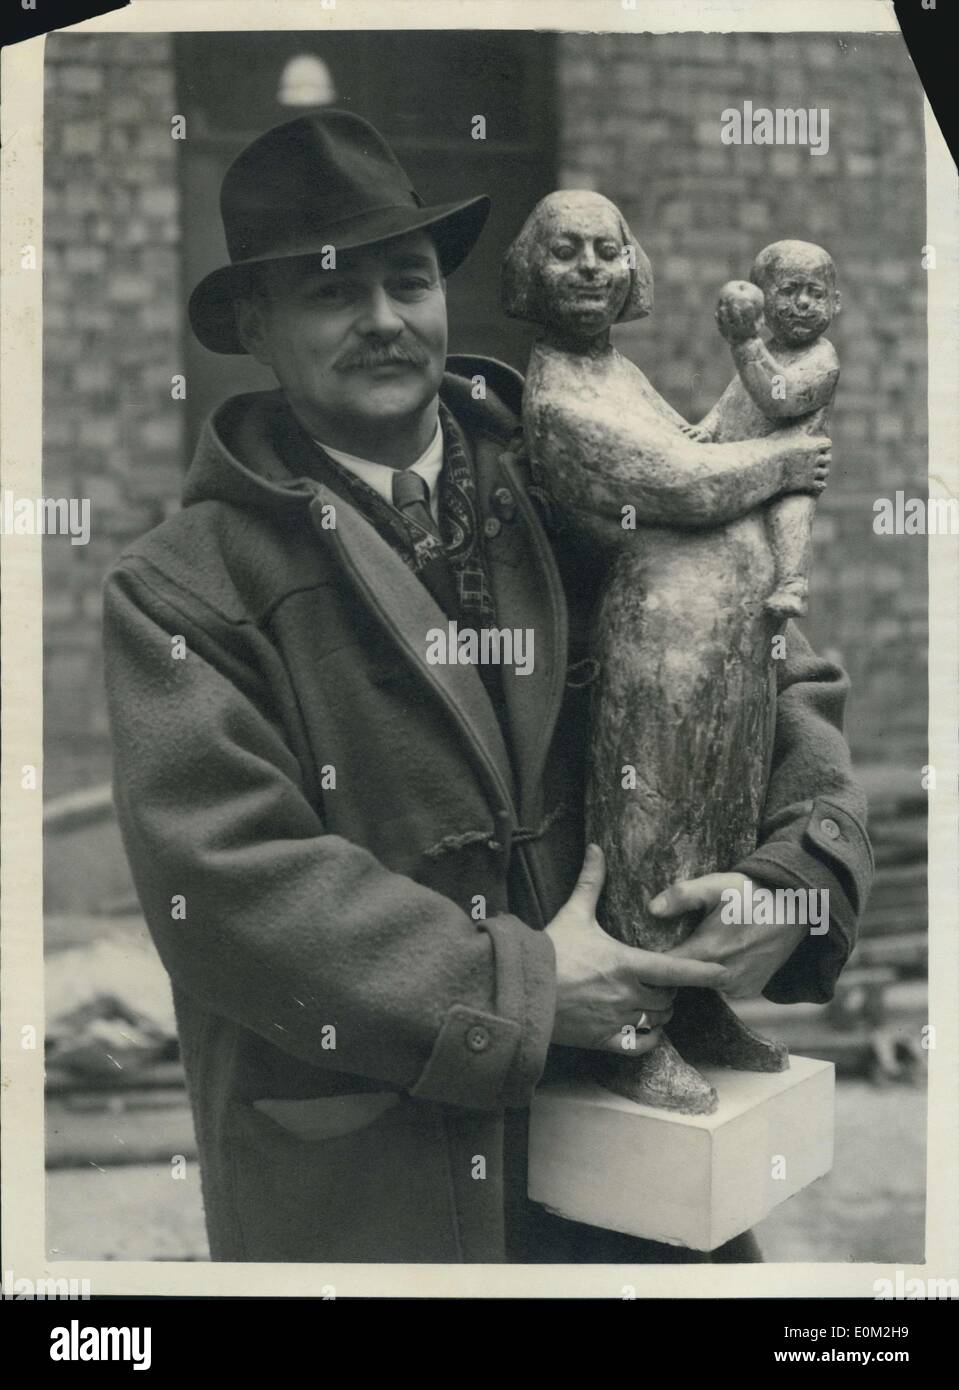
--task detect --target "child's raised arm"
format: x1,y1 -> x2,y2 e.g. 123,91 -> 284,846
732,336 -> 839,421
716,277 -> 839,421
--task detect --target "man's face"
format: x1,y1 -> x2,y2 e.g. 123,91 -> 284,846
537,198 -> 632,337
236,231 -> 448,435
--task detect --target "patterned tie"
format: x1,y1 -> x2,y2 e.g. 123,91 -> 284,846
391,468 -> 440,541
390,465 -> 461,617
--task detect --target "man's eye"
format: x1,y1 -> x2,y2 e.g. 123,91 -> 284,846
390,277 -> 434,300
306,283 -> 349,302
596,242 -> 621,260
551,245 -> 576,261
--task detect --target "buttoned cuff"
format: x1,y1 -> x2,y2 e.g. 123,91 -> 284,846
407,915 -> 556,1111
734,796 -> 874,1005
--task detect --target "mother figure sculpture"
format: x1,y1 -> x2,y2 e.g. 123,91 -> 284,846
503,191 -> 832,1114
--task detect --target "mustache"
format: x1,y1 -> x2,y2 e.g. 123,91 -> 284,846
334,341 -> 431,372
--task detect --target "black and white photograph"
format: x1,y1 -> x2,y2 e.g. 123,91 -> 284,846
2,0 -> 957,1315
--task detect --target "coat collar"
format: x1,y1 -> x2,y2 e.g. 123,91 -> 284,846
315,487 -> 520,817
184,366 -> 568,826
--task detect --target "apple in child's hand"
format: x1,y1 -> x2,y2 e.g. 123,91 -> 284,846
716,280 -> 765,343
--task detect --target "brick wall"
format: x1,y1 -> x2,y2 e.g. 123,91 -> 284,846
41,31 -> 927,798
557,31 -> 928,768
43,34 -> 183,799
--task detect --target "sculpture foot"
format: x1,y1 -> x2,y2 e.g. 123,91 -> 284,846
764,583 -> 807,618
595,1036 -> 719,1115
667,988 -> 789,1072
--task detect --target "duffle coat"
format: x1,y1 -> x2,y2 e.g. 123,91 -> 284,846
103,357 -> 873,1262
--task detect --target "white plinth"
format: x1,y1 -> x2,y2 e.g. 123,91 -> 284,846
528,1054 -> 834,1252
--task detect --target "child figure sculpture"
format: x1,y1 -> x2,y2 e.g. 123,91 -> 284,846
504,193 -> 833,1115
702,241 -> 841,617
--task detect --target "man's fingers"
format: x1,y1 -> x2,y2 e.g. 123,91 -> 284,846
635,1006 -> 673,1029
629,984 -> 675,1012
599,1026 -> 665,1056
568,842 -> 606,914
647,874 -> 734,919
621,948 -> 728,990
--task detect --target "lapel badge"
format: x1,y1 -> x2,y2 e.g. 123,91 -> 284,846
491,486 -> 517,523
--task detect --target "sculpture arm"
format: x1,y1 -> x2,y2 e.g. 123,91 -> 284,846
731,337 -> 839,421
540,398 -> 823,529
690,406 -> 721,440
692,380 -> 740,441
732,624 -> 874,1004
627,363 -> 697,433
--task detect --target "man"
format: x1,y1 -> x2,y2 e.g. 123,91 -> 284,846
103,112 -> 873,1264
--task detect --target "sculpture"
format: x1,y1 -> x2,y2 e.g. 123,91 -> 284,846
504,193 -> 833,1114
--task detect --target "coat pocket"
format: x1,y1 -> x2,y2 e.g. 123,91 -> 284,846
226,1094 -> 462,1263
251,1092 -> 400,1140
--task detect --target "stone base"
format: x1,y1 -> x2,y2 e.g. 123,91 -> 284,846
528,1054 -> 834,1252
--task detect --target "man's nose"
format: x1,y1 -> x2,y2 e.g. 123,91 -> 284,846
354,285 -> 404,336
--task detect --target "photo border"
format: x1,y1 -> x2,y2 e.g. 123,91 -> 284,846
2,0 -> 955,1299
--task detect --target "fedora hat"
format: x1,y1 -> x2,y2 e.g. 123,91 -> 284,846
189,110 -> 491,354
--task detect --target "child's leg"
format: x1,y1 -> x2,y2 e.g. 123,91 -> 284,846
765,493 -> 816,616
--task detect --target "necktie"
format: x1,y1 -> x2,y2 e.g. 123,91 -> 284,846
391,466 -> 461,617
392,468 -> 441,541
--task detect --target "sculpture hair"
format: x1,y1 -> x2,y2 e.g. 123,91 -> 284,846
502,192 -> 653,326
750,239 -> 837,291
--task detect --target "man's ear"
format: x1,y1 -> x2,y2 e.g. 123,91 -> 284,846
832,288 -> 842,318
233,296 -> 273,366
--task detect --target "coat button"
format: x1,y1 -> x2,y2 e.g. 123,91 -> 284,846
492,487 -> 517,522
820,817 -> 841,840
466,1025 -> 491,1053
483,517 -> 501,539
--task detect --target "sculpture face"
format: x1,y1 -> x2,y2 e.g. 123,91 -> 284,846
536,197 -> 632,337
752,242 -> 839,347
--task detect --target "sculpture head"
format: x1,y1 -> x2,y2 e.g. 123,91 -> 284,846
503,191 -> 652,342
750,240 -> 840,347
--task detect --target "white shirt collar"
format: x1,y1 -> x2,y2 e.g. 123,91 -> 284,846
314,417 -> 444,522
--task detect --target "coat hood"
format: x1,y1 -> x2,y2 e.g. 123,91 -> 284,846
181,357 -> 524,519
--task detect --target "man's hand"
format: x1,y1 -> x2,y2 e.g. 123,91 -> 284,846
652,874 -> 808,999
546,845 -> 729,1054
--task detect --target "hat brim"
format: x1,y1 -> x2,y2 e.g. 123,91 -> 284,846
188,194 -> 491,354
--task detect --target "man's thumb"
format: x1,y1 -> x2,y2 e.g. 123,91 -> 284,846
570,842 -> 606,914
